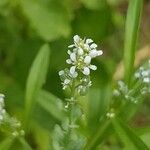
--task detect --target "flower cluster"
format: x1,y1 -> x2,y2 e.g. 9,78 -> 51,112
59,35 -> 103,92
0,93 -> 24,137
113,81 -> 138,103
135,60 -> 150,94
11,117 -> 25,137
0,94 -> 6,124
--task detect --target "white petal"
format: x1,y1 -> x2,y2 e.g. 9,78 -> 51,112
141,70 -> 149,76
73,35 -> 80,43
86,39 -> 93,44
70,66 -> 76,75
89,50 -> 97,58
135,72 -> 140,78
0,94 -> 5,98
72,72 -> 78,78
64,79 -> 70,84
70,53 -> 76,62
90,43 -> 97,49
59,70 -> 64,76
90,65 -> 97,70
66,59 -> 72,64
143,77 -> 150,83
83,67 -> 90,75
84,44 -> 90,50
84,56 -> 91,65
68,44 -> 74,48
97,50 -> 103,56
67,50 -> 71,55
78,48 -> 84,55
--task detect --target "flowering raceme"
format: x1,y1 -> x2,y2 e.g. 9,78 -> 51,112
59,35 -> 103,93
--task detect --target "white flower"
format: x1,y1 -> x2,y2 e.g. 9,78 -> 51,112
84,56 -> 91,65
83,67 -> 90,75
90,43 -> 97,49
143,77 -> 149,83
70,66 -> 76,75
70,53 -> 76,62
78,48 -> 84,55
73,35 -> 80,43
59,70 -> 64,76
89,50 -> 103,58
89,65 -> 97,70
64,79 -> 70,84
0,93 -> 5,123
97,50 -> 103,56
66,59 -> 72,64
86,39 -> 93,44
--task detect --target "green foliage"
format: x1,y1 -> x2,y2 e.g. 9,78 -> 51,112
112,119 -> 149,150
124,0 -> 143,86
20,0 -> 71,41
0,0 -> 149,149
25,44 -> 50,128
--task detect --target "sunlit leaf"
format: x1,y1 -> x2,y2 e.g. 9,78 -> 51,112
20,0 -> 71,41
25,44 -> 50,127
124,0 -> 143,85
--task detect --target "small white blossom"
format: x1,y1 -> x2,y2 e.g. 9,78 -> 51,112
83,67 -> 90,75
0,93 -> 5,124
73,35 -> 80,43
78,48 -> 84,55
89,65 -> 97,70
90,43 -> 97,49
86,39 -> 93,44
135,60 -> 150,94
84,56 -> 91,65
59,70 -> 64,76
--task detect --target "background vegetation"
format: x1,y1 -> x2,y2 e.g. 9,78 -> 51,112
0,0 -> 150,149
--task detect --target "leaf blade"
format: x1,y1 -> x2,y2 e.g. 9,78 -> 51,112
25,44 -> 50,128
124,0 -> 143,85
112,118 -> 149,150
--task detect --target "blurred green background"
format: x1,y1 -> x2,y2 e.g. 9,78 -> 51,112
0,0 -> 150,148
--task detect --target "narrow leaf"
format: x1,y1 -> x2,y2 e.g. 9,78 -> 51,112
84,120 -> 111,150
19,138 -> 33,150
25,44 -> 50,127
112,118 -> 149,150
124,0 -> 143,85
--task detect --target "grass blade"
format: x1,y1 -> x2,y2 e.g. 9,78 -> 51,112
112,118 -> 149,150
124,0 -> 143,86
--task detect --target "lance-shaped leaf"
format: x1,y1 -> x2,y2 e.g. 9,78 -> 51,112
25,44 -> 50,127
124,0 -> 143,86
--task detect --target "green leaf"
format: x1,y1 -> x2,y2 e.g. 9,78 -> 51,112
84,120 -> 111,150
87,85 -> 111,132
20,0 -> 71,41
37,90 -> 65,121
25,44 -> 50,128
112,119 -> 149,150
19,138 -> 33,150
81,0 -> 106,10
124,0 -> 143,86
0,138 -> 14,150
140,132 -> 150,149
